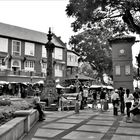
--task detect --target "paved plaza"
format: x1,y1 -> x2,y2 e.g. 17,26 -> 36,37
23,105 -> 140,140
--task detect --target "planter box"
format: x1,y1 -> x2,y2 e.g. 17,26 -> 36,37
0,109 -> 39,140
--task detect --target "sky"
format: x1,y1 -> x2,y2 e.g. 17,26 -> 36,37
0,0 -> 139,65
0,0 -> 74,43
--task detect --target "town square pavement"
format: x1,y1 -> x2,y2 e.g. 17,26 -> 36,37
23,104 -> 140,140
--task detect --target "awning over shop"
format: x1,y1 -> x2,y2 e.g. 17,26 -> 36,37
35,80 -> 44,84
0,81 -> 9,84
90,84 -> 114,89
56,83 -> 65,89
90,85 -> 101,88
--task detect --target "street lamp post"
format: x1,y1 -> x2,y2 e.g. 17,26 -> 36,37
41,28 -> 56,106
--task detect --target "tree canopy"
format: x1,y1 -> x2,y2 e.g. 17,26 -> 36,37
66,0 -> 140,80
69,28 -> 112,80
66,0 -> 140,34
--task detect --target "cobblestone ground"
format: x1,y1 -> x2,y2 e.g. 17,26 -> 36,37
23,104 -> 140,140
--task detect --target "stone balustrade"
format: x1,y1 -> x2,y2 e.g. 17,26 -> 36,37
0,109 -> 39,140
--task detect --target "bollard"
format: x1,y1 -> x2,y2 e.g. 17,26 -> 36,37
75,101 -> 79,114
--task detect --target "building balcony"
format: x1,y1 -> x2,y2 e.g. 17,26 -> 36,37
0,69 -> 45,78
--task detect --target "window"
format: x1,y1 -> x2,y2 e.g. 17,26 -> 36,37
0,37 -> 8,52
12,60 -> 19,67
25,42 -> 35,56
125,65 -> 130,75
69,55 -> 71,61
55,64 -> 59,70
55,64 -> 62,70
55,64 -> 63,77
115,65 -> 120,75
42,45 -> 47,57
12,40 -> 21,56
75,56 -> 77,62
67,55 -> 70,62
0,58 -> 4,66
59,65 -> 62,70
24,61 -> 34,68
54,48 -> 63,60
42,63 -> 47,69
11,59 -> 21,70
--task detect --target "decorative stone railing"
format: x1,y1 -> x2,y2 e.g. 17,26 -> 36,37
0,109 -> 39,140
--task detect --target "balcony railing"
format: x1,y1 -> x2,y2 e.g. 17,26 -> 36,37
0,69 -> 45,77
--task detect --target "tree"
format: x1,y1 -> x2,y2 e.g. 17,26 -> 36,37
78,62 -> 98,78
70,28 -> 113,81
66,0 -> 140,34
66,0 -> 140,80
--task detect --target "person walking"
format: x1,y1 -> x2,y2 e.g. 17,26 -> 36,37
83,86 -> 88,108
104,91 -> 109,111
92,90 -> 98,110
133,87 -> 139,102
111,90 -> 119,116
124,89 -> 134,122
118,87 -> 125,115
75,92 -> 82,113
100,87 -> 106,111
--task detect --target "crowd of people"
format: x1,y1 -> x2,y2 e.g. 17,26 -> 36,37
2,80 -> 139,123
65,85 -> 111,113
0,82 -> 43,98
111,87 -> 140,123
70,84 -> 140,123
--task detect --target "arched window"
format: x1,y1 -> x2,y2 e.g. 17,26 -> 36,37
12,60 -> 19,67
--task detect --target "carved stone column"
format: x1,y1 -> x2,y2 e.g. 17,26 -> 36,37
42,28 -> 57,106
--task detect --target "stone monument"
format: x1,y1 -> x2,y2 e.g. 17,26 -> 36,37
41,28 -> 57,106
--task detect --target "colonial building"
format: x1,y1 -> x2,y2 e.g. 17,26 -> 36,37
66,50 -> 79,77
0,22 -> 74,83
109,35 -> 136,91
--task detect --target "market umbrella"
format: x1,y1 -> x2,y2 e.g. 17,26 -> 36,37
36,80 -> 44,84
106,85 -> 114,90
56,83 -> 65,89
90,85 -> 101,88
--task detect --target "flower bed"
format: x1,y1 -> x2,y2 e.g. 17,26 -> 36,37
0,96 -> 33,126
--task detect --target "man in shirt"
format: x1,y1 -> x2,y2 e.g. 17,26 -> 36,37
111,89 -> 119,116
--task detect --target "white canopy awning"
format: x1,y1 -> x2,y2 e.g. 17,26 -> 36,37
36,80 -> 44,84
106,85 -> 114,89
56,84 -> 65,89
90,85 -> 101,88
0,81 -> 9,84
